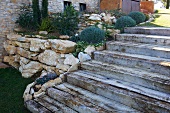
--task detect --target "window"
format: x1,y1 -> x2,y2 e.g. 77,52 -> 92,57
64,1 -> 71,10
80,3 -> 86,11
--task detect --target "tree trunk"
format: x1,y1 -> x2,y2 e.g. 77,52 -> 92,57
166,0 -> 169,9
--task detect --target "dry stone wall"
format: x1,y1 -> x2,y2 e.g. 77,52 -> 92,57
3,34 -> 79,78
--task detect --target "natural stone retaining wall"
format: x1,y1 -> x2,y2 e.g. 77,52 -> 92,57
3,34 -> 79,78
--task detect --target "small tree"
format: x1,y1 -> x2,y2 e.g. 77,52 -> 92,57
42,0 -> 48,19
32,0 -> 41,27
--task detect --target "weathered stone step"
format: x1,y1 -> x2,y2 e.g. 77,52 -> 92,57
47,87 -> 109,113
67,73 -> 170,113
25,100 -> 52,113
35,95 -> 78,113
72,70 -> 170,103
54,83 -> 139,113
115,34 -> 170,45
106,41 -> 170,59
94,50 -> 170,76
124,27 -> 170,36
81,60 -> 170,94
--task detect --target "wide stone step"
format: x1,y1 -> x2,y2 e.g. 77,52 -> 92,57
54,83 -> 139,113
81,60 -> 170,94
35,95 -> 78,113
67,73 -> 170,113
94,50 -> 170,76
25,100 -> 52,113
106,41 -> 170,59
47,87 -> 110,113
115,34 -> 170,45
124,27 -> 170,36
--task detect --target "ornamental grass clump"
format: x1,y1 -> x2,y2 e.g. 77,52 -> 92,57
128,11 -> 146,24
79,26 -> 105,44
115,16 -> 136,30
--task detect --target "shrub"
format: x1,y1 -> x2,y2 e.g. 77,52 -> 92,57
108,8 -> 126,19
72,41 -> 88,57
39,17 -> 53,32
52,5 -> 79,36
79,26 -> 105,44
128,11 -> 146,24
70,35 -> 80,42
35,73 -> 57,85
41,0 -> 48,19
16,4 -> 35,29
115,16 -> 136,30
145,14 -> 150,21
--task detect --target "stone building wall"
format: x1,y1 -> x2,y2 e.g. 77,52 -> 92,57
47,0 -> 100,13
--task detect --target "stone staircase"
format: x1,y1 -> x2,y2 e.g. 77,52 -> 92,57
25,27 -> 170,113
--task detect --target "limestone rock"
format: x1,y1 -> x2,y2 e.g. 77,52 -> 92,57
89,14 -> 102,21
59,35 -> 70,40
96,45 -> 105,51
84,45 -> 96,56
68,64 -> 79,72
14,27 -> 25,33
38,50 -> 60,66
64,54 -> 79,66
108,29 -> 121,36
4,44 -> 17,54
103,13 -> 113,24
23,82 -> 35,101
15,41 -> 30,49
30,39 -> 47,52
7,34 -> 22,41
17,47 -> 38,60
56,64 -> 70,72
20,61 -> 43,78
49,39 -> 76,54
41,78 -> 62,91
42,65 -> 56,73
78,52 -> 91,62
39,31 -> 48,35
4,56 -> 19,68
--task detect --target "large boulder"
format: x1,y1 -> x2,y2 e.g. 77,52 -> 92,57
49,39 -> 76,54
38,50 -> 60,66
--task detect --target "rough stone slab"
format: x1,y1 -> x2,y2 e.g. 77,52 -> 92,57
115,34 -> 170,46
54,83 -> 139,113
94,50 -> 170,76
72,70 -> 170,103
47,87 -> 108,113
66,73 -> 170,113
25,100 -> 52,113
39,95 -> 78,113
81,60 -> 170,94
107,41 -> 170,59
124,27 -> 170,36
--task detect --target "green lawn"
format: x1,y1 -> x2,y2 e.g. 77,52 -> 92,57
0,68 -> 33,113
139,9 -> 170,27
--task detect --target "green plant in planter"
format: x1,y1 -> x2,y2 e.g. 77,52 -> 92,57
115,16 -> 136,30
128,11 -> 146,24
79,26 -> 105,44
52,5 -> 79,36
